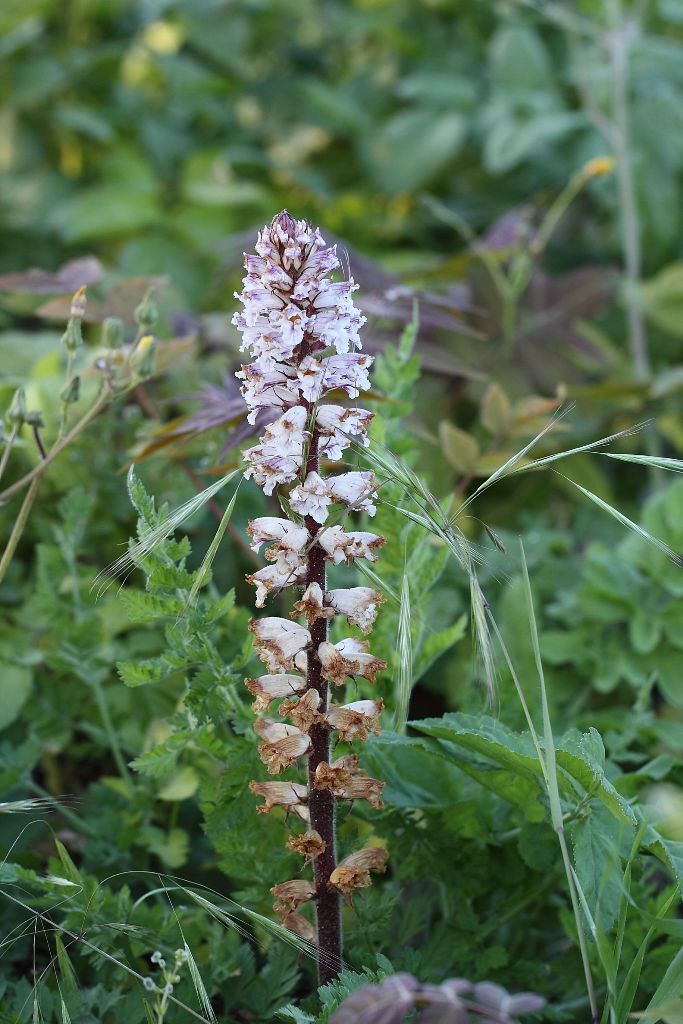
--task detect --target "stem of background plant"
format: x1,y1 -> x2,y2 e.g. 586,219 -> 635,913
0,384 -> 112,504
304,429 -> 343,985
0,423 -> 18,484
607,0 -> 649,381
58,349 -> 75,439
0,472 -> 43,586
91,673 -> 133,792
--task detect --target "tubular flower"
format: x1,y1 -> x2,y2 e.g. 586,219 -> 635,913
329,847 -> 388,901
271,879 -> 316,914
286,829 -> 327,861
244,673 -> 307,712
249,780 -> 308,816
234,212 -> 388,982
314,759 -> 385,808
326,699 -> 384,742
318,638 -> 387,686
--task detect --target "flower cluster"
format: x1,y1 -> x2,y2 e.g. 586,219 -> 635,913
233,212 -> 388,972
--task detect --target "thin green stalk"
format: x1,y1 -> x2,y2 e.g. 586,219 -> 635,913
0,473 -> 43,585
607,0 -> 649,380
91,675 -> 133,792
58,350 -> 75,440
0,423 -> 19,483
520,541 -> 600,1024
0,385 -> 112,504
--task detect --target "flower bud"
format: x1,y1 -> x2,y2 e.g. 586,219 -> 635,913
132,334 -> 157,379
135,287 -> 158,330
102,316 -> 124,349
24,409 -> 44,429
62,317 -> 82,352
60,376 -> 80,405
70,286 -> 87,319
6,387 -> 26,427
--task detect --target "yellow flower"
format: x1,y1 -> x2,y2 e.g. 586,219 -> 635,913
581,156 -> 616,180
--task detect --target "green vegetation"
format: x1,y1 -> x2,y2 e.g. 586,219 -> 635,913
2,2 -> 683,1022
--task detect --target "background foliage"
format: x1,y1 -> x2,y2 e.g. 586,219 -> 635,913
2,1 -> 683,1022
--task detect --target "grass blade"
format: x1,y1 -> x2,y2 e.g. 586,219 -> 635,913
558,474 -> 683,567
601,453 -> 683,474
93,467 -> 239,594
393,572 -> 412,733
179,484 -> 241,618
519,540 -> 599,1024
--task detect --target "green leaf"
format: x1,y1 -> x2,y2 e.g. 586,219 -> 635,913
644,949 -> 683,1022
0,664 -> 32,730
489,25 -> 553,89
642,262 -> 683,338
439,422 -> 480,473
368,110 -> 466,194
569,805 -> 629,930
480,383 -> 511,436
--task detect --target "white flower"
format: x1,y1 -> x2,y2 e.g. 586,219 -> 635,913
289,472 -> 331,523
236,364 -> 299,424
254,719 -> 312,774
247,517 -> 309,554
253,718 -> 303,742
243,407 -> 309,495
308,279 -> 365,354
316,405 -> 372,460
327,587 -> 383,632
322,353 -> 373,398
317,526 -> 385,564
296,356 -> 326,403
244,673 -> 307,711
327,471 -> 377,515
317,637 -> 387,685
247,562 -> 306,607
249,617 -> 311,672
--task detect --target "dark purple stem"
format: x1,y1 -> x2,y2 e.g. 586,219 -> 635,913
304,429 -> 342,984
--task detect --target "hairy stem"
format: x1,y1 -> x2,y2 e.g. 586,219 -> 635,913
304,430 -> 342,984
0,384 -> 112,504
0,472 -> 43,586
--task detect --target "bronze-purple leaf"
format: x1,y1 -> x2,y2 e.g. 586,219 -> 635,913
0,257 -> 103,294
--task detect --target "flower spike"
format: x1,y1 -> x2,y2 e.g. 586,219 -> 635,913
233,211 -> 387,984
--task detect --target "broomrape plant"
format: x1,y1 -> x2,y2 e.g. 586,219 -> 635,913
233,211 -> 388,983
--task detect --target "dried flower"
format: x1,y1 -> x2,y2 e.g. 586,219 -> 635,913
314,759 -> 385,807
271,879 -> 316,913
286,829 -> 327,861
329,846 -> 388,899
279,688 -> 325,732
249,780 -> 308,815
275,907 -> 317,943
318,638 -> 387,685
326,699 -> 384,741
291,582 -> 335,623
